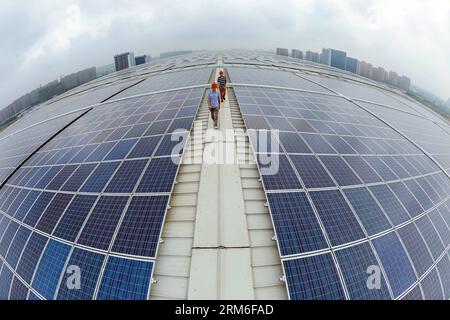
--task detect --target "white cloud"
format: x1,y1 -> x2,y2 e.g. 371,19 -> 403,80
1,0 -> 449,110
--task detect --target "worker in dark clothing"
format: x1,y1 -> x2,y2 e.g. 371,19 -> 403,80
217,70 -> 227,103
208,82 -> 221,129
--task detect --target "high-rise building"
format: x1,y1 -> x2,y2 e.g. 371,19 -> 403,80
304,51 -> 320,63
321,48 -> 331,65
291,49 -> 303,59
399,75 -> 411,91
372,66 -> 388,82
357,61 -> 373,79
345,57 -> 358,74
321,48 -> 347,70
388,71 -> 400,87
276,48 -> 289,56
114,52 -> 136,72
135,55 -> 152,66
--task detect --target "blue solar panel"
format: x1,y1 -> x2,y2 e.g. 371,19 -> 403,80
154,133 -> 189,157
248,129 -> 281,153
35,166 -> 63,189
415,215 -> 446,260
5,226 -> 32,269
323,135 -> 357,155
319,156 -> 363,186
77,196 -> 128,250
283,254 -> 346,300
404,179 -> 434,211
428,209 -> 450,247
343,188 -> 392,236
9,277 -> 29,300
267,192 -> 328,256
389,182 -> 422,218
310,190 -> 366,246
104,160 -> 148,193
301,134 -> 337,154
52,195 -> 97,242
368,185 -> 410,226
258,155 -> 302,190
288,118 -> 316,132
437,256 -> 450,299
16,233 -> 48,284
46,165 -> 79,191
85,142 -> 116,162
416,177 -> 441,205
401,285 -> 423,300
420,268 -> 443,300
343,156 -> 382,183
112,196 -> 169,257
127,136 -> 161,159
372,232 -> 417,298
0,265 -> 13,299
244,115 -> 271,130
380,156 -> 409,179
0,221 -> 19,257
290,155 -> 335,188
397,223 -> 434,277
97,256 -> 153,300
104,139 -> 138,161
335,242 -> 392,299
60,163 -> 97,192
36,193 -> 74,234
32,240 -> 71,300
136,157 -> 179,193
278,132 -> 311,154
56,248 -> 105,300
7,189 -> 29,217
363,157 -> 398,181
80,162 -> 120,193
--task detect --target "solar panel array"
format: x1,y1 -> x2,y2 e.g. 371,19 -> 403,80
0,111 -> 87,185
0,52 -> 448,300
227,67 -> 331,94
232,74 -> 450,300
114,68 -> 212,100
0,79 -> 141,139
0,83 -> 205,299
358,101 -> 450,176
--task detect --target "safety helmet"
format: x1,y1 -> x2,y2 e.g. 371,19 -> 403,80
211,82 -> 218,89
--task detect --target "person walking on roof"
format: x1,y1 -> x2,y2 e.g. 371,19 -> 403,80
208,82 -> 221,129
217,70 -> 227,103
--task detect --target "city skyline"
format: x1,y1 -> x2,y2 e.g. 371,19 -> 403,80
276,47 -> 412,91
0,0 -> 449,110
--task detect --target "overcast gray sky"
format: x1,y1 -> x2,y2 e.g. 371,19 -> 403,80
1,0 -> 449,109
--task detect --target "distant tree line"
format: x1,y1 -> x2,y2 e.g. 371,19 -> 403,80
0,67 -> 97,125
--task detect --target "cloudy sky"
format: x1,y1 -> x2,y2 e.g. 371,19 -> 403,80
1,0 -> 449,109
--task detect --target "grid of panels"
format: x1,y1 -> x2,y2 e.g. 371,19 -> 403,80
234,84 -> 450,300
0,79 -> 141,139
0,85 -> 205,300
228,66 -> 331,94
0,111 -> 85,185
359,101 -> 450,176
114,67 -> 212,100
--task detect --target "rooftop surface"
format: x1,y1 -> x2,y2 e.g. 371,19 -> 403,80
0,51 -> 449,300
